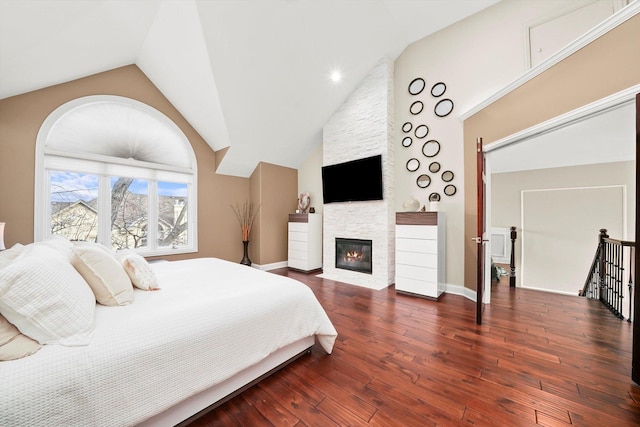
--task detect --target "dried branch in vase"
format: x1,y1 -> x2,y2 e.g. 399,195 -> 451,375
231,201 -> 260,241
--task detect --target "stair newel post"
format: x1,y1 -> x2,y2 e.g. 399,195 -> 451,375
509,226 -> 517,288
598,229 -> 608,303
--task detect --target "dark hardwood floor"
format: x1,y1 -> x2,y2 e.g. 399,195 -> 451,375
187,269 -> 640,426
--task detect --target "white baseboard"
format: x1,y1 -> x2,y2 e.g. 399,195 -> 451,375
445,283 -> 477,302
520,285 -> 577,297
254,261 -> 288,271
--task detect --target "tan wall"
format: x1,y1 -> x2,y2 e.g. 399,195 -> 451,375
249,162 -> 298,265
463,13 -> 640,290
0,64 -> 295,264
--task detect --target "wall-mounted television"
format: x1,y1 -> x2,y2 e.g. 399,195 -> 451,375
322,154 -> 383,204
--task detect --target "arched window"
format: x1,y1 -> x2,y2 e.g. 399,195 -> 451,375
35,95 -> 197,256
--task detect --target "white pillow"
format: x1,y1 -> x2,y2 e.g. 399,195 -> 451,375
0,243 -> 25,270
70,243 -> 134,306
39,235 -> 73,259
118,252 -> 160,291
0,244 -> 95,346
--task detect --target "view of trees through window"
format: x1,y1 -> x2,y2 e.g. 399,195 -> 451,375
50,171 -> 188,251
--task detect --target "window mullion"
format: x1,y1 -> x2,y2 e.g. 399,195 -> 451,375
98,175 -> 111,246
147,180 -> 158,250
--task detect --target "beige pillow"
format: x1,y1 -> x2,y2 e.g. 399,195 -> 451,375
118,252 -> 160,291
70,243 -> 134,306
0,314 -> 41,361
0,244 -> 95,346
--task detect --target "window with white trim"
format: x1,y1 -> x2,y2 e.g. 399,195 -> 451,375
36,96 -> 198,256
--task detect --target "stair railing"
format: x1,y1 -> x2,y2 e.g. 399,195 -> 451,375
581,229 -> 636,321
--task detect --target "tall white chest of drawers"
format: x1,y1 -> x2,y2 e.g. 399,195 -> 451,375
395,212 -> 445,300
288,213 -> 322,272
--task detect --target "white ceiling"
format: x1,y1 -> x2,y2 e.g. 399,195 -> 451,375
489,102 -> 636,174
0,0 -> 499,177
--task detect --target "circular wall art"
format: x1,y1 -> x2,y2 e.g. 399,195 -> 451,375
422,140 -> 440,157
429,192 -> 441,202
414,124 -> 429,139
402,122 -> 412,133
402,136 -> 412,147
410,101 -> 424,115
441,170 -> 454,182
434,99 -> 454,117
428,162 -> 440,173
406,158 -> 420,172
444,184 -> 457,196
431,82 -> 446,97
408,78 -> 426,95
416,174 -> 431,188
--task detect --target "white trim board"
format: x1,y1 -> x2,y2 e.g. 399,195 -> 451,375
484,84 -> 640,153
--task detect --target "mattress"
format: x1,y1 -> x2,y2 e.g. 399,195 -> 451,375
0,257 -> 337,426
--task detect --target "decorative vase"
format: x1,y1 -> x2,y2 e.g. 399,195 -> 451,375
240,240 -> 252,266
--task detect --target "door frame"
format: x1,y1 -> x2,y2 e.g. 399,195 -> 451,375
481,85 -> 639,305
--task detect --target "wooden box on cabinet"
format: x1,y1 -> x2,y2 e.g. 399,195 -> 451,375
288,213 -> 322,272
395,212 -> 445,300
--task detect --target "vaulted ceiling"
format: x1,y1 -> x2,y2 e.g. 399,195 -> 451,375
0,0 -> 499,177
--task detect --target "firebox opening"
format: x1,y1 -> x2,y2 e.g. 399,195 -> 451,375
335,238 -> 372,274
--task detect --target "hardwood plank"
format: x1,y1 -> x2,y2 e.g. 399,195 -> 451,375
186,272 -> 640,426
240,384 -> 299,427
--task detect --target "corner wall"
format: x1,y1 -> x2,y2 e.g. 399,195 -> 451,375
249,162 -> 298,266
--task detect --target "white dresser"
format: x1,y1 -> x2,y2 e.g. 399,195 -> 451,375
395,212 -> 445,300
288,213 -> 322,272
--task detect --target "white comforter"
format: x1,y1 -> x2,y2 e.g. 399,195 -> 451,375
0,258 -> 337,426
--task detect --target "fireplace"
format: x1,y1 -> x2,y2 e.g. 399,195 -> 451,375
335,238 -> 372,274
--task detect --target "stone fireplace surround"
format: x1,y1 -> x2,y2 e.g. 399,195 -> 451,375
318,59 -> 394,290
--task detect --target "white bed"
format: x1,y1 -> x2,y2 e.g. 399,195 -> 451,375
0,257 -> 337,427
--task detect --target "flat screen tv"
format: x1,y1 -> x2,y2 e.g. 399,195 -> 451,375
322,155 -> 383,204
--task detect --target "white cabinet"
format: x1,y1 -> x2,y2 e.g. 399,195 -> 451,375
288,213 -> 322,272
395,212 -> 445,300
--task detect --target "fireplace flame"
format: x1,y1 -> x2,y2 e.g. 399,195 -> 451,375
345,250 -> 363,261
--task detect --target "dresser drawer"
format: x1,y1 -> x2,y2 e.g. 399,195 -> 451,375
396,225 -> 437,240
288,258 -> 307,270
288,240 -> 307,252
288,222 -> 308,233
395,277 -> 438,297
395,263 -> 437,283
396,251 -> 437,268
288,249 -> 308,262
396,237 -> 437,254
288,231 -> 308,242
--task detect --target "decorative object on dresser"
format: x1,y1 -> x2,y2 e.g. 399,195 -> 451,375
402,197 -> 420,212
288,213 -> 322,272
297,193 -> 310,214
231,201 -> 260,266
0,222 -> 5,250
395,212 -> 446,300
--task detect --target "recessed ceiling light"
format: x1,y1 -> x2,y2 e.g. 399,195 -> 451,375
330,68 -> 342,83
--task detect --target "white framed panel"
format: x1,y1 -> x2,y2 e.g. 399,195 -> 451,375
521,185 -> 626,295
